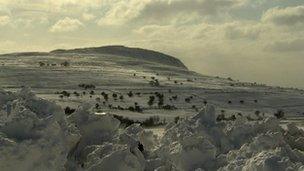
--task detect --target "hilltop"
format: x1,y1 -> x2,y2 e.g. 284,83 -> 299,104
50,45 -> 188,69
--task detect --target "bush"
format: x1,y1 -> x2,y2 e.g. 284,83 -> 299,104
74,91 -> 80,97
128,106 -> 135,112
60,91 -> 70,97
112,93 -> 118,99
149,80 -> 160,87
274,110 -> 285,119
38,62 -> 45,67
95,103 -> 100,109
185,98 -> 191,103
174,116 -> 180,124
61,61 -> 70,67
127,91 -> 133,97
112,115 -> 166,128
148,96 -> 155,107
163,105 -> 177,110
203,100 -> 208,105
64,107 -> 75,115
79,84 -> 95,90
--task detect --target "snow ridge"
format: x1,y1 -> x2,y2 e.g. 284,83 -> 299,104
0,88 -> 304,171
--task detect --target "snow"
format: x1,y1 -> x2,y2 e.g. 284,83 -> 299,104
1,88 -> 304,170
0,88 -> 80,171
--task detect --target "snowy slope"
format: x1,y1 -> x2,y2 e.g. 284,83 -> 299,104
0,45 -> 303,119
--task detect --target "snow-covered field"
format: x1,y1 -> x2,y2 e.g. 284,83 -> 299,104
0,46 -> 304,121
1,46 -> 304,170
1,88 -> 304,170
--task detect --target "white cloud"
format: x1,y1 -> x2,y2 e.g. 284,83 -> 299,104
0,15 -> 10,26
262,6 -> 304,26
82,13 -> 96,21
49,17 -> 83,33
97,0 -> 246,26
98,0 -> 148,26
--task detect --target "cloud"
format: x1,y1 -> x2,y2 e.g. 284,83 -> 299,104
262,6 -> 304,26
98,0 -> 246,26
49,17 -> 83,33
82,13 -> 96,21
0,15 -> 10,26
224,22 -> 263,40
265,38 -> 304,52
97,0 -> 148,26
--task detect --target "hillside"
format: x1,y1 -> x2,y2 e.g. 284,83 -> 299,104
50,45 -> 188,69
0,45 -> 303,120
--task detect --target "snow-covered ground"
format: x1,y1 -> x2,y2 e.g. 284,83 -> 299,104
0,46 -> 304,170
1,88 -> 304,170
0,48 -> 303,121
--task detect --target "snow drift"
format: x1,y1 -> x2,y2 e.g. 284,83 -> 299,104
0,88 -> 304,171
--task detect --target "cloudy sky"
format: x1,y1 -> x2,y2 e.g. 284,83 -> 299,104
0,0 -> 304,88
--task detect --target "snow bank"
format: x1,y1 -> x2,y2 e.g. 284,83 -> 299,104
1,88 -> 304,171
0,88 -> 80,171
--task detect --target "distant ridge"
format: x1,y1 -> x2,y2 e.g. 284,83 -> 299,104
51,45 -> 188,69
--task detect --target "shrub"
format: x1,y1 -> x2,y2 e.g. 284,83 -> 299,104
174,116 -> 180,124
38,62 -> 45,67
203,100 -> 208,105
64,107 -> 75,115
61,61 -> 70,67
74,91 -> 80,97
112,93 -> 118,99
274,110 -> 285,119
163,105 -> 177,110
127,91 -> 133,97
112,115 -> 165,128
103,94 -> 109,101
185,98 -> 191,103
148,96 -> 155,107
149,80 -> 160,87
95,103 -> 100,109
90,90 -> 95,95
255,110 -> 261,117
128,106 -> 135,112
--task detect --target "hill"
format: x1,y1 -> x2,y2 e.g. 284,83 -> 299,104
0,45 -> 303,120
50,45 -> 187,69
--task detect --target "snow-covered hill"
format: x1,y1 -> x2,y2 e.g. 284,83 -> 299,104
0,45 -> 303,120
1,46 -> 304,170
50,45 -> 188,69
